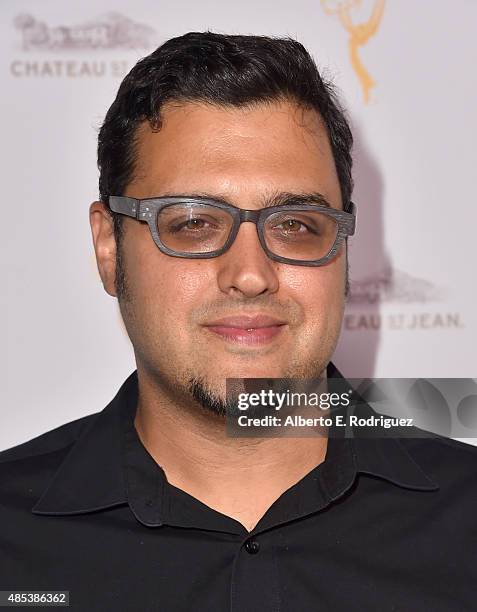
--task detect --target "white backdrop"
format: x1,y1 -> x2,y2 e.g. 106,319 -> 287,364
2,0 -> 476,450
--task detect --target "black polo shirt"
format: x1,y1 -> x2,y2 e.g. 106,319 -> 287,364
1,362 -> 476,611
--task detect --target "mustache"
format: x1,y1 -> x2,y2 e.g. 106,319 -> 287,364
193,298 -> 302,325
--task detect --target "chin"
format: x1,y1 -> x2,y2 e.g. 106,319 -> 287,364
216,365 -> 287,382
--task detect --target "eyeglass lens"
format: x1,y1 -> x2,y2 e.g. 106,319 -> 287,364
156,202 -> 339,261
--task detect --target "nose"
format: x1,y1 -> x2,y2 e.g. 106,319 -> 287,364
215,221 -> 279,298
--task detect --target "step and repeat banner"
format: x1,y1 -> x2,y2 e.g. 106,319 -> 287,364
2,0 -> 476,448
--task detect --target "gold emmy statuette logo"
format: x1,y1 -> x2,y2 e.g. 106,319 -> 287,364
321,0 -> 385,103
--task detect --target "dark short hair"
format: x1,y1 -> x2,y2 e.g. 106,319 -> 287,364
97,31 -> 354,244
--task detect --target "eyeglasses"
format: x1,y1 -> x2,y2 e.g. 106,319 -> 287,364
108,195 -> 357,267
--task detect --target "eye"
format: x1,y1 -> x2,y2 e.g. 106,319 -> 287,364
183,219 -> 206,230
280,219 -> 306,232
170,217 -> 213,232
271,218 -> 318,235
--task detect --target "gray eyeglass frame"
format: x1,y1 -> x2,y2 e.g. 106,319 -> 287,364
109,195 -> 357,267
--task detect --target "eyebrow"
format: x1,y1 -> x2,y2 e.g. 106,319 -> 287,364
155,191 -> 333,209
261,191 -> 332,209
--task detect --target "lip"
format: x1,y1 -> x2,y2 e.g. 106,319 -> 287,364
202,315 -> 287,346
203,315 -> 286,328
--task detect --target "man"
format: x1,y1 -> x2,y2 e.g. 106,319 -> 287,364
1,31 -> 475,612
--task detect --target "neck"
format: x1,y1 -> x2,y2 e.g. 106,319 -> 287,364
133,365 -> 329,532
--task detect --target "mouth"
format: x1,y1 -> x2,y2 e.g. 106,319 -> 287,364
202,315 -> 287,346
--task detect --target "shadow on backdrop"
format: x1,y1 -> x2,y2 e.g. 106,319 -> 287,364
334,118 -> 390,378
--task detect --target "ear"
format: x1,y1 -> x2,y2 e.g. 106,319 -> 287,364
89,201 -> 118,297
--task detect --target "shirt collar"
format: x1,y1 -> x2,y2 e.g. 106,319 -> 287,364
32,362 -> 439,525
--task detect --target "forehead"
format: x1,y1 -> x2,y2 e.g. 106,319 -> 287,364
128,99 -> 341,207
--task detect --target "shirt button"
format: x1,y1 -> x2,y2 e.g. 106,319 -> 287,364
244,538 -> 260,554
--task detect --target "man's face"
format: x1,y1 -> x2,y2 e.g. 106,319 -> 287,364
91,99 -> 347,413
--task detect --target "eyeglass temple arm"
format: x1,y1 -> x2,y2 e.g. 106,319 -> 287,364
346,201 -> 357,235
108,196 -> 140,219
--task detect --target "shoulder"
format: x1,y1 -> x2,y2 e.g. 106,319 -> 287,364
0,411 -> 100,465
0,412 -> 102,511
400,434 -> 477,488
0,412 -> 101,499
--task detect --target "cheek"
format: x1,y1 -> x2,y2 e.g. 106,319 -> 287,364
282,254 -> 345,306
122,225 -> 185,296
131,254 -> 214,320
281,255 -> 346,345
